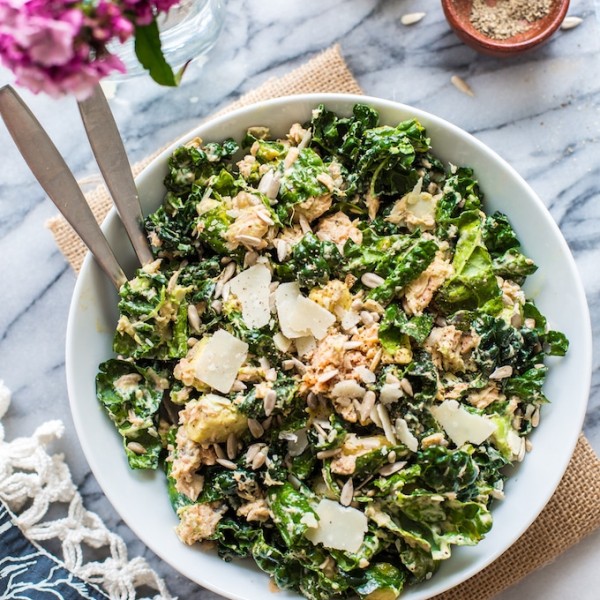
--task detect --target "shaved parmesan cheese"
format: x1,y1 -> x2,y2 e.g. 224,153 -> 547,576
195,329 -> 248,394
395,417 -> 419,452
380,383 -> 403,405
275,282 -> 336,340
289,297 -> 335,340
430,400 -> 496,447
339,308 -> 361,331
295,335 -> 316,357
273,332 -> 292,353
229,264 -> 271,328
276,282 -> 304,338
305,499 -> 367,553
331,380 -> 366,399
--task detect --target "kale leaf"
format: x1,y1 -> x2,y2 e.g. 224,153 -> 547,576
96,358 -> 167,469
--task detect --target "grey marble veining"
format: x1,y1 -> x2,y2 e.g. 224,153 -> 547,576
1,1 -> 599,598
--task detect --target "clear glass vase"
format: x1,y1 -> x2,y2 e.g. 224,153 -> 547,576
112,0 -> 226,79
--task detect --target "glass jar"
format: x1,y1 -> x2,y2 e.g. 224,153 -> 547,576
112,0 -> 226,79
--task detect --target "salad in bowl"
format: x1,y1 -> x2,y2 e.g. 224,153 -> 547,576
67,95 -> 591,600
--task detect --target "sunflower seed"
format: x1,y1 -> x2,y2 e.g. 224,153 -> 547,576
227,434 -> 238,460
265,368 -> 278,382
263,389 -> 277,416
187,304 -> 201,333
561,16 -> 583,30
531,408 -> 540,428
126,442 -> 147,455
489,365 -> 513,380
387,450 -> 397,464
258,169 -> 281,199
244,250 -> 258,267
370,349 -> 383,372
299,214 -> 311,234
401,12 -> 425,26
236,234 -> 263,248
252,448 -> 268,470
248,418 -> 264,438
231,379 -> 247,392
451,75 -> 475,97
275,239 -> 289,262
359,390 -> 376,423
256,210 -> 275,226
245,443 -> 264,463
220,261 -> 237,283
360,311 -> 374,326
284,146 -> 300,170
297,128 -> 312,150
318,369 -> 339,383
378,461 -> 407,476
343,340 -> 362,350
213,443 -> 226,460
210,299 -> 222,313
400,378 -> 413,396
316,448 -> 341,460
361,272 -> 385,289
216,458 -> 237,470
340,478 -> 354,506
377,404 -> 397,444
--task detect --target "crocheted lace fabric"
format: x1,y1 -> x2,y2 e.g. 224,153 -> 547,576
0,380 -> 174,600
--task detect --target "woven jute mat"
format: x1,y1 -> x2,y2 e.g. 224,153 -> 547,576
47,45 -> 600,599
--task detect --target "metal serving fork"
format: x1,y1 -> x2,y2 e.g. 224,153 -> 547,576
0,84 -> 153,289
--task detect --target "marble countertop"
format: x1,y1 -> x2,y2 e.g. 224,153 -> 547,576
1,0 -> 599,598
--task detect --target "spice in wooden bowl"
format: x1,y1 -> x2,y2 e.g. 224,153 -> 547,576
441,0 -> 571,57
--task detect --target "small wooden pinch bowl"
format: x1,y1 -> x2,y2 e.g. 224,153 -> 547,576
441,0 -> 571,57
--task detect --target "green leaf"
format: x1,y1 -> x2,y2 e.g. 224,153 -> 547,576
134,19 -> 183,87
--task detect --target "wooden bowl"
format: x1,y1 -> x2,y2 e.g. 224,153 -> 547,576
441,0 -> 571,57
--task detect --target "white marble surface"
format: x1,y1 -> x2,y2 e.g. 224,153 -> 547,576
0,0 -> 599,598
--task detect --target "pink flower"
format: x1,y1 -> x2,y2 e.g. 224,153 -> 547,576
0,0 -> 182,98
22,12 -> 83,66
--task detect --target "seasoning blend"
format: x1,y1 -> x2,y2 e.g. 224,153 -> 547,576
470,0 -> 554,40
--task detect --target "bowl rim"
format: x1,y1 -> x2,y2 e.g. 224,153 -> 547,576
66,92 -> 593,600
441,0 -> 571,55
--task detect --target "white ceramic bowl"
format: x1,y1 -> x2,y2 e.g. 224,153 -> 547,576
66,94 -> 592,600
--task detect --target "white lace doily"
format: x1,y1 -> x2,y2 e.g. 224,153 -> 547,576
0,379 -> 175,600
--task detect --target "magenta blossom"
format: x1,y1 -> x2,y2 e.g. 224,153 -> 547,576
0,0 -> 180,99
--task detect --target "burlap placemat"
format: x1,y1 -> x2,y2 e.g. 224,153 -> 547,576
46,44 -> 600,599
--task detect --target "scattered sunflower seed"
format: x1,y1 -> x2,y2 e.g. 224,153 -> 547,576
561,16 -> 583,30
361,272 -> 385,289
378,461 -> 407,476
316,448 -> 341,460
451,75 -> 475,97
126,441 -> 146,455
227,434 -> 238,460
401,12 -> 426,26
318,369 -> 339,384
252,448 -> 268,470
340,478 -> 354,506
216,458 -> 237,470
263,389 -> 277,416
489,365 -> 513,380
248,418 -> 264,438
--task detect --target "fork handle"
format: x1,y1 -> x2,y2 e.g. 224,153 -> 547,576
78,85 -> 154,266
0,85 -> 127,289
